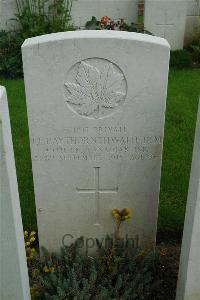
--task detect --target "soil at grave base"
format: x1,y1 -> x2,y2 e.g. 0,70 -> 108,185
154,229 -> 182,300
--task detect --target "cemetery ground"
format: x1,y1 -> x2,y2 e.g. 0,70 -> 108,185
1,67 -> 200,299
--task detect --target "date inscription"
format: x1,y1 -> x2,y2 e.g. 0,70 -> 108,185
31,126 -> 162,162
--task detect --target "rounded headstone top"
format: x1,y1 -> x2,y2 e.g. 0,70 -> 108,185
22,30 -> 170,49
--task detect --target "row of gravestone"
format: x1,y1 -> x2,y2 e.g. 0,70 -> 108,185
0,0 -> 199,50
0,31 -> 199,299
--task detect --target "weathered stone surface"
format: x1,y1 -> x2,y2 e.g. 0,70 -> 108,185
22,31 -> 170,252
176,101 -> 200,300
0,86 -> 30,300
0,0 -> 17,30
71,0 -> 138,27
185,0 -> 200,43
144,0 -> 187,50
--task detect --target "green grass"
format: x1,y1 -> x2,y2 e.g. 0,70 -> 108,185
0,78 -> 36,229
1,68 -> 200,231
159,69 -> 200,230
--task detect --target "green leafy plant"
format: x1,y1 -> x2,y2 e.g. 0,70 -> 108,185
15,0 -> 74,37
85,15 -> 149,33
0,0 -> 75,78
24,230 -> 37,260
170,50 -> 193,69
104,208 -> 132,269
29,240 -> 160,299
27,208 -> 162,299
0,30 -> 24,78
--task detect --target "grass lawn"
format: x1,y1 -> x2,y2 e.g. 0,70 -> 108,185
1,68 -> 200,231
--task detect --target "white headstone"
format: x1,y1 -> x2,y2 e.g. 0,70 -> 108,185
144,0 -> 187,50
0,0 -> 17,30
176,101 -> 200,300
0,86 -> 30,300
185,0 -> 200,44
22,31 -> 170,252
71,0 -> 138,27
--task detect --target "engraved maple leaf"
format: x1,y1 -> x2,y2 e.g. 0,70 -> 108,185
65,61 -> 125,117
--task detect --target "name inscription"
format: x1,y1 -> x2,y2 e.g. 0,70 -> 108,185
31,126 -> 162,162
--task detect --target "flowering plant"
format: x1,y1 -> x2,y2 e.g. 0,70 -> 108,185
24,230 -> 37,260
85,16 -> 137,31
100,16 -> 130,31
85,15 -> 152,35
112,208 -> 132,221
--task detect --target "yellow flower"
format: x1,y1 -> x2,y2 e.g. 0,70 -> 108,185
26,248 -> 36,260
30,237 -> 36,243
137,250 -> 145,257
24,231 -> 28,238
121,208 -> 132,217
30,231 -> 36,236
112,208 -> 120,215
30,287 -> 38,297
112,209 -> 121,220
43,265 -> 55,273
120,208 -> 132,221
32,268 -> 40,279
112,208 -> 132,221
43,265 -> 47,272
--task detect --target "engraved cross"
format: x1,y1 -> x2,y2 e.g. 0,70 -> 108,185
156,11 -> 174,38
76,167 -> 118,225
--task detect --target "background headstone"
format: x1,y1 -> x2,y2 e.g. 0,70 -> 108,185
144,0 -> 187,50
71,0 -> 138,27
176,101 -> 200,300
22,31 -> 170,252
0,86 -> 30,300
0,0 -> 18,30
185,0 -> 200,44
